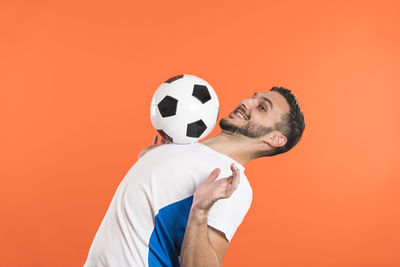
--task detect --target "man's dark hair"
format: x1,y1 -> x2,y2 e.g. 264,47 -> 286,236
256,87 -> 305,157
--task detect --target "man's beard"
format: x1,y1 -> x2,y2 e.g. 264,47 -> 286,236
219,117 -> 274,138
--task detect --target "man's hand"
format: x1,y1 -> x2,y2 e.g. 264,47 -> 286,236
138,135 -> 171,159
180,164 -> 241,267
192,163 -> 241,213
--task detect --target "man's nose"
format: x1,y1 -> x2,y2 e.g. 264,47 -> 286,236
240,97 -> 255,110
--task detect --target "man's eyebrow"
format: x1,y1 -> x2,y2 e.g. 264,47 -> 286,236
253,92 -> 274,110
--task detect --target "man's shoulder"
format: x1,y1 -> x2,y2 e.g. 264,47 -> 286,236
140,143 -> 224,166
145,143 -> 204,157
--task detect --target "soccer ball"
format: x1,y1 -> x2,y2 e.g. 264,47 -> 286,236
150,74 -> 219,144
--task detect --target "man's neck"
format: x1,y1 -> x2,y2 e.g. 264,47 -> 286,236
200,132 -> 256,165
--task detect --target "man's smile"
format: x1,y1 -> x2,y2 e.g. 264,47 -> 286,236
230,107 -> 249,120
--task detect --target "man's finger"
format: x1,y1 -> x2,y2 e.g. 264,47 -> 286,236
230,163 -> 239,173
206,168 -> 221,183
226,175 -> 240,196
230,163 -> 240,186
232,174 -> 240,188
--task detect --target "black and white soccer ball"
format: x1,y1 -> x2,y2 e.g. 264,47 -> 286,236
150,74 -> 219,144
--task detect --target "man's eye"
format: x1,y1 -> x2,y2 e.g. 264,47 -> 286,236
258,105 -> 266,111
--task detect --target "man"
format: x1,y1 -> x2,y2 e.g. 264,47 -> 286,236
84,87 -> 305,267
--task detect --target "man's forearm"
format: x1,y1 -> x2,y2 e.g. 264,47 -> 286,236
180,206 -> 220,267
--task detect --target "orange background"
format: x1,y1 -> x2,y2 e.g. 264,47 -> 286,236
1,0 -> 399,266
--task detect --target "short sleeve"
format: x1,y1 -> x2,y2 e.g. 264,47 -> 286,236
207,173 -> 252,242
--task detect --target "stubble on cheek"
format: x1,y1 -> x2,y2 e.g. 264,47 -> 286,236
219,118 -> 239,134
219,118 -> 273,138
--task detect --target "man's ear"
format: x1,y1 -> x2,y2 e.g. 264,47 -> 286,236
263,131 -> 287,148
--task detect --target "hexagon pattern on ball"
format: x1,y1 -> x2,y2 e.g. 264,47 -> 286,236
192,85 -> 211,104
158,96 -> 178,118
186,119 -> 207,138
150,74 -> 219,144
157,129 -> 173,143
165,74 -> 184,84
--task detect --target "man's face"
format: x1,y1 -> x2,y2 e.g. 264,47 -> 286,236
219,91 -> 290,138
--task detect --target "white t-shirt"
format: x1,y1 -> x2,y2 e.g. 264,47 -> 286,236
84,142 -> 252,267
